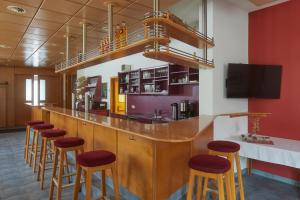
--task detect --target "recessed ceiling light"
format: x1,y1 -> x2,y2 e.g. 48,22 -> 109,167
6,5 -> 26,14
102,26 -> 108,32
59,52 -> 65,55
0,44 -> 11,49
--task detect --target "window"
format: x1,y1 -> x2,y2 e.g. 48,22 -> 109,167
25,79 -> 32,102
33,75 -> 38,105
25,75 -> 46,104
40,79 -> 46,102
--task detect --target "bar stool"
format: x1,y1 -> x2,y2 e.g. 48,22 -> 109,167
49,137 -> 84,200
73,150 -> 120,200
24,120 -> 44,163
37,129 -> 66,189
29,123 -> 54,173
208,141 -> 245,200
187,154 -> 232,200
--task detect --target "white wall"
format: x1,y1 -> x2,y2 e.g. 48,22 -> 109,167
210,0 -> 248,141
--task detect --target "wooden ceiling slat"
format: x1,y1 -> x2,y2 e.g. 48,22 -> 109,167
0,0 -> 178,67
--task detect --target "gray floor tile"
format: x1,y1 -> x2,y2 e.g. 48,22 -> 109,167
1,131 -> 300,200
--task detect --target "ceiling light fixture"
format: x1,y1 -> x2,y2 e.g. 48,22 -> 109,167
6,5 -> 26,14
0,44 -> 11,49
102,26 -> 108,32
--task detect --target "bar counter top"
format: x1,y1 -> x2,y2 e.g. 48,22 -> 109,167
43,106 -> 214,143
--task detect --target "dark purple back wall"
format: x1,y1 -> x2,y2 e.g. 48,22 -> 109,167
127,85 -> 199,116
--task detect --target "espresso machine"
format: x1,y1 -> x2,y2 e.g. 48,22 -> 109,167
179,100 -> 193,119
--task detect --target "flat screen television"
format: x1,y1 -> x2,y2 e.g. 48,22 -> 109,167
226,63 -> 282,99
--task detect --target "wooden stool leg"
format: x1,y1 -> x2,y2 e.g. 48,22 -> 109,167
225,171 -> 232,200
228,154 -> 236,200
196,176 -> 202,200
236,153 -> 245,200
40,139 -> 48,189
24,126 -> 29,160
33,130 -> 39,173
64,153 -> 71,184
186,169 -> 195,200
73,163 -> 82,200
85,170 -> 92,200
101,170 -> 106,197
37,138 -> 45,181
217,174 -> 225,200
111,163 -> 120,200
56,150 -> 65,200
29,130 -> 36,167
202,177 -> 208,200
49,148 -> 59,200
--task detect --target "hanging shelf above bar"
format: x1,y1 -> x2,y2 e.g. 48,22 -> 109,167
55,28 -> 170,73
143,45 -> 214,69
55,12 -> 215,73
144,11 -> 214,49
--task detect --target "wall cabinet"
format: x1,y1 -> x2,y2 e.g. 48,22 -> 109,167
118,64 -> 199,96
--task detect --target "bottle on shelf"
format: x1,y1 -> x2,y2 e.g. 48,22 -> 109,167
120,21 -> 128,47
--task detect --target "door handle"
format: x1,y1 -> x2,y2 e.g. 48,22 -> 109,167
129,135 -> 136,141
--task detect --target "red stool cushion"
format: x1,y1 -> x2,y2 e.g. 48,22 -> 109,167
33,123 -> 54,130
26,120 -> 44,126
77,150 -> 116,167
54,137 -> 84,148
189,154 -> 230,174
208,140 -> 240,153
41,129 -> 66,138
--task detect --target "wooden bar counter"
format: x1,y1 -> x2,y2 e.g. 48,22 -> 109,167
33,106 -> 214,199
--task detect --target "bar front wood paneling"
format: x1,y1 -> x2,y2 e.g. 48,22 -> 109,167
31,106 -> 214,199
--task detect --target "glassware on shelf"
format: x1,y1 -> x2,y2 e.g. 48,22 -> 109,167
143,71 -> 154,79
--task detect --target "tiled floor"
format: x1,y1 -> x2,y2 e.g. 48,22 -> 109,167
0,131 -> 300,200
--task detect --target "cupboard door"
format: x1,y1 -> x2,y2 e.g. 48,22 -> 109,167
77,121 -> 94,151
32,107 -> 42,121
94,125 -> 117,154
64,117 -> 78,137
118,132 -> 153,199
50,112 -> 64,130
0,86 -> 7,128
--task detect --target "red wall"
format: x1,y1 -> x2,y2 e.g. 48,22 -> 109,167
249,0 -> 300,181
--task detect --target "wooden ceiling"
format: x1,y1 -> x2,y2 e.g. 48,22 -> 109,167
0,0 -> 178,68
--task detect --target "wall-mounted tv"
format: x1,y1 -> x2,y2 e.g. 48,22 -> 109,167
226,63 -> 282,99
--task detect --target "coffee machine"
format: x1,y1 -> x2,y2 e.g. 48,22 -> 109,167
179,100 -> 194,119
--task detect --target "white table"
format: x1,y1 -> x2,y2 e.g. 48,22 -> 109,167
226,135 -> 300,174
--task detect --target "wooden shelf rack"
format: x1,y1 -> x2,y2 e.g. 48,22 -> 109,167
144,11 -> 214,49
143,45 -> 214,69
55,11 -> 215,73
56,36 -> 170,73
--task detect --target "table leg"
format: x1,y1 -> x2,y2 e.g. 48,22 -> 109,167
247,158 -> 252,176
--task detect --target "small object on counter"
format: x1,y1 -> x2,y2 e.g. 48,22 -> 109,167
241,134 -> 274,145
171,103 -> 179,120
120,21 -> 128,47
115,24 -> 121,49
